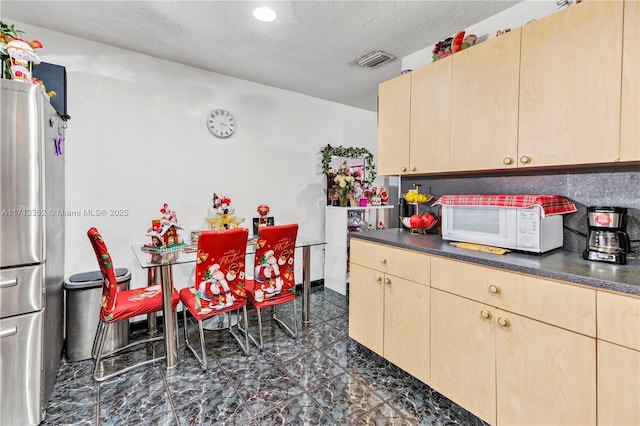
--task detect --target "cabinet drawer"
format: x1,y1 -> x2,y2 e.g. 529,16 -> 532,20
0,264 -> 44,318
431,257 -> 595,336
350,239 -> 430,285
597,291 -> 640,350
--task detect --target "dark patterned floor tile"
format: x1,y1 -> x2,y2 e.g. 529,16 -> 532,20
144,410 -> 179,426
318,288 -> 349,310
308,373 -> 385,423
41,405 -> 96,426
44,374 -> 97,422
345,356 -> 414,400
262,334 -> 316,364
230,367 -> 305,416
163,362 -> 233,407
254,392 -> 337,426
389,380 -> 484,426
322,337 -> 371,369
307,298 -> 347,322
353,402 -> 413,425
55,359 -> 95,383
281,348 -> 346,389
98,364 -> 164,402
173,385 -> 253,425
303,319 -> 349,349
98,384 -> 173,424
215,349 -> 275,378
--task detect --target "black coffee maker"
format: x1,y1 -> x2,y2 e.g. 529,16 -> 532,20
583,206 -> 630,265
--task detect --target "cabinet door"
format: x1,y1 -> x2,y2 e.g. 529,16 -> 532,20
519,1 -> 624,167
378,74 -> 410,175
621,0 -> 640,161
450,29 -> 521,171
383,275 -> 429,383
597,341 -> 640,426
348,264 -> 384,355
495,310 -> 596,426
409,57 -> 452,174
431,289 -> 496,425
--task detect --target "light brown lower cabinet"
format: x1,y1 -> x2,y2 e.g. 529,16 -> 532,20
597,340 -> 640,425
430,288 -> 596,426
349,263 -> 430,384
348,241 -> 639,425
596,291 -> 640,425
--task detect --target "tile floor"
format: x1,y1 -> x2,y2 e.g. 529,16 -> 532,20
42,287 -> 488,425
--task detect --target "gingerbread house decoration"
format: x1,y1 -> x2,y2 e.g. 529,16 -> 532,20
146,203 -> 183,248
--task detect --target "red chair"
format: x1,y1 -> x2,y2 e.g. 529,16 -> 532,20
179,228 -> 250,369
87,227 -> 180,382
245,223 -> 298,349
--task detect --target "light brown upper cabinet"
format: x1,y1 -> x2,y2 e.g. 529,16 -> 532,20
377,73 -> 410,175
621,0 -> 639,161
518,0 -> 624,167
450,29 -> 521,171
409,56 -> 452,174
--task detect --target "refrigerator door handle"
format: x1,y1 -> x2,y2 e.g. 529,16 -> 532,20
0,278 -> 18,288
0,325 -> 18,338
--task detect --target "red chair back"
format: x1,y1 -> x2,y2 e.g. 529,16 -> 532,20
87,227 -> 119,319
254,223 -> 298,298
195,228 -> 249,310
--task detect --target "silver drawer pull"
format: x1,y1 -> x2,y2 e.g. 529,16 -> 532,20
0,326 -> 18,338
0,278 -> 18,288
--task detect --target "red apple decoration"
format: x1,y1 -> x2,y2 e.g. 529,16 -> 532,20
421,213 -> 436,229
409,214 -> 422,228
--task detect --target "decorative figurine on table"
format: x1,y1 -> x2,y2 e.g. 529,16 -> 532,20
205,193 -> 244,230
253,203 -> 274,235
145,203 -> 183,249
257,204 -> 270,226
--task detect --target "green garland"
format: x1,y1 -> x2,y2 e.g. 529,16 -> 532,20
320,144 -> 377,186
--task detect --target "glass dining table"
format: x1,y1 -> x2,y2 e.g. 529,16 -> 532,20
131,235 -> 326,369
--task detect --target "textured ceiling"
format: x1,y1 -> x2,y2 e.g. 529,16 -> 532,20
2,1 -> 521,111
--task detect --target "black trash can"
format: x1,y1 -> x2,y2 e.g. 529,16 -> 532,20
63,268 -> 131,362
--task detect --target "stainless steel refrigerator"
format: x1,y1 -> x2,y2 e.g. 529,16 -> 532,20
1,79 -> 65,425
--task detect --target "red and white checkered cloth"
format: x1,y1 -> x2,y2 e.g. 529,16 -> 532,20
433,194 -> 577,217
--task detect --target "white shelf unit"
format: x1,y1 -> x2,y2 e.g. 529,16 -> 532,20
324,205 -> 395,295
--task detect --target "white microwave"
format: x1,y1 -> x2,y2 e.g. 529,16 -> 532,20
440,204 -> 563,254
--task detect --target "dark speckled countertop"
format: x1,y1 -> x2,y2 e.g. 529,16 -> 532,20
349,229 -> 640,297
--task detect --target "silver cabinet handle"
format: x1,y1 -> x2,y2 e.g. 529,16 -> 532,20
384,277 -> 391,285
480,310 -> 492,319
0,278 -> 18,288
503,157 -> 514,165
0,326 -> 17,338
519,155 -> 532,164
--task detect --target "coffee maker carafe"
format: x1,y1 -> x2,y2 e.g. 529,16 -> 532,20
583,206 -> 630,265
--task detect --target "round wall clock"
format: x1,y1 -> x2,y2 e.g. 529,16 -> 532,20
207,109 -> 236,138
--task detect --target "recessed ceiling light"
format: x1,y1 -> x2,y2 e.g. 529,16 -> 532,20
253,7 -> 276,22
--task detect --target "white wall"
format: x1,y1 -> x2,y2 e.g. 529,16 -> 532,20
12,21 -> 378,290
402,0 -> 563,72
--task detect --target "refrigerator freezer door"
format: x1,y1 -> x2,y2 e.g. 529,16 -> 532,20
0,310 -> 44,426
1,80 -> 46,267
0,264 -> 44,318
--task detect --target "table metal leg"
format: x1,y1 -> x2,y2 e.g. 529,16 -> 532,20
146,268 -> 159,335
160,264 -> 178,369
302,245 -> 311,324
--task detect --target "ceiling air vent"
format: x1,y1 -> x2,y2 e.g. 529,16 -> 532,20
353,50 -> 396,69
